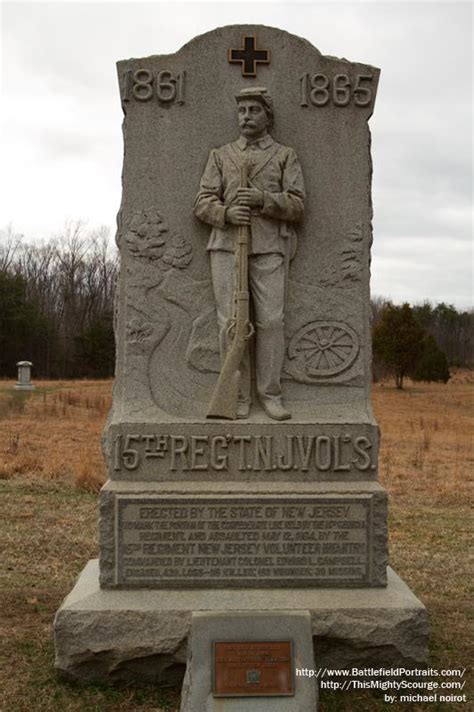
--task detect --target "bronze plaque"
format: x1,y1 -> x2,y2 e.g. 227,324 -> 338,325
213,640 -> 294,697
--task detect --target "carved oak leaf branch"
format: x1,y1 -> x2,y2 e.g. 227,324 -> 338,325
341,223 -> 364,282
162,234 -> 193,269
125,208 -> 168,260
124,207 -> 193,270
319,223 -> 364,286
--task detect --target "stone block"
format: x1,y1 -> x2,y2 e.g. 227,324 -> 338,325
98,480 -> 388,589
53,560 -> 429,686
104,420 -> 380,483
180,612 -> 317,711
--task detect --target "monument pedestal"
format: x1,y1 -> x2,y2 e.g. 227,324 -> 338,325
54,560 -> 429,686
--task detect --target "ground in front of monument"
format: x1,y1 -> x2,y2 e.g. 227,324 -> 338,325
0,374 -> 471,710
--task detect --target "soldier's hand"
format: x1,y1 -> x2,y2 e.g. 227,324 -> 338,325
236,188 -> 264,207
226,205 -> 251,225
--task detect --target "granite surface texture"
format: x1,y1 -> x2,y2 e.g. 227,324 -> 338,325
54,560 -> 430,686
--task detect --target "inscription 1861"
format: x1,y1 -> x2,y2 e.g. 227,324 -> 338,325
116,497 -> 371,587
121,69 -> 186,104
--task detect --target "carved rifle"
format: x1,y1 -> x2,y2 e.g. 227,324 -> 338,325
207,162 -> 254,419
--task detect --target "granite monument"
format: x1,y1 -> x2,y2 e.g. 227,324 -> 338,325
54,25 -> 429,708
15,361 -> 35,390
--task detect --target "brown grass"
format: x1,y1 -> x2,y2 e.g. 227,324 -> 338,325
0,380 -> 109,490
0,374 -> 472,711
374,369 -> 473,506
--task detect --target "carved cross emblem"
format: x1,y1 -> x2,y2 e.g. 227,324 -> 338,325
228,35 -> 270,77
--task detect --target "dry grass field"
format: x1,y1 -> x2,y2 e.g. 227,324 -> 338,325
1,373 -> 472,711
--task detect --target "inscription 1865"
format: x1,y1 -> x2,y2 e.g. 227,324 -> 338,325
300,73 -> 374,107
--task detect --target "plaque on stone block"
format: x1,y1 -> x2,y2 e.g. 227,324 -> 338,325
213,640 -> 294,697
117,496 -> 370,587
107,493 -> 387,588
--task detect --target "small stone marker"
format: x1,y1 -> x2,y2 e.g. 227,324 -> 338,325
54,24 -> 429,703
15,361 -> 35,390
180,612 -> 317,711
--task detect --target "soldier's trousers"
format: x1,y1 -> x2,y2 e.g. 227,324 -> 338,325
210,250 -> 286,405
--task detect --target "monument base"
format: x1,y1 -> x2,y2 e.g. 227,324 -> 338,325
54,560 -> 429,687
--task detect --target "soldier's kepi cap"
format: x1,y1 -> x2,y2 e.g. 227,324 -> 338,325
235,87 -> 273,116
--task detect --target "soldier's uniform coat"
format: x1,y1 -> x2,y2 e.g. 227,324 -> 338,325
193,133 -> 305,408
194,134 -> 305,257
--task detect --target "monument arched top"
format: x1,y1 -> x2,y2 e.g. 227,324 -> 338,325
117,24 -> 323,66
116,24 -> 379,129
117,24 -> 379,93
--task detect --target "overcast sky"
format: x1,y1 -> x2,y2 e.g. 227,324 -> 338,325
1,1 -> 472,308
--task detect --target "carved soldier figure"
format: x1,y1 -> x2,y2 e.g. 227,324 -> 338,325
194,87 -> 305,420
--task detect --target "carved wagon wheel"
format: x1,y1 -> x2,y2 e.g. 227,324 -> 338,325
288,321 -> 359,378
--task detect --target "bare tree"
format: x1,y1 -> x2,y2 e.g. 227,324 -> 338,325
0,222 -> 117,377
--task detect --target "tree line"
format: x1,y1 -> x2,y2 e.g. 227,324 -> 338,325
0,227 -> 472,382
372,298 -> 473,388
0,224 -> 116,378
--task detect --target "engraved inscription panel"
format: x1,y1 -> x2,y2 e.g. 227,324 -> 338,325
116,496 -> 371,587
112,431 -> 376,476
214,641 -> 294,697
